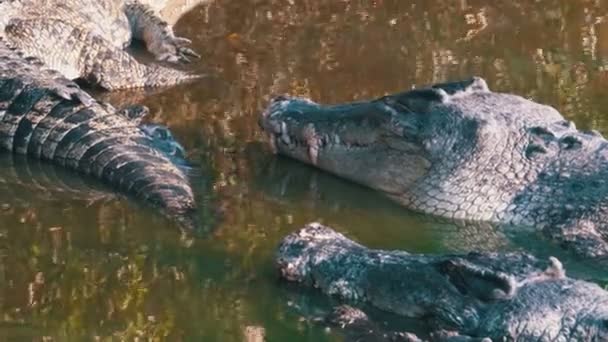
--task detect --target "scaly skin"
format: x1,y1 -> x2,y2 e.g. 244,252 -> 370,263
0,37 -> 198,230
277,223 -> 608,341
0,0 -> 200,90
260,77 -> 608,261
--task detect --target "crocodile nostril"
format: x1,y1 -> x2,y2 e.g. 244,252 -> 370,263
559,136 -> 582,150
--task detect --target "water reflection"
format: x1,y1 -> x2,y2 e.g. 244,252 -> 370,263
246,143 -> 515,253
2,0 -> 608,340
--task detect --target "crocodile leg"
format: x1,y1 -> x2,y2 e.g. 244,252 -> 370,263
4,18 -> 199,90
125,0 -> 200,63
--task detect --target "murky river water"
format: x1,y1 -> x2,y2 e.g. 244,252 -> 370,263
2,1 -> 608,340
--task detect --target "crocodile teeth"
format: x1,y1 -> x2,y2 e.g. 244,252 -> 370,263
280,122 -> 291,145
303,123 -> 319,165
308,144 -> 318,165
269,134 -> 278,154
545,256 -> 565,279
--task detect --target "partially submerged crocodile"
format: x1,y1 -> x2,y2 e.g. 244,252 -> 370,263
260,77 -> 608,260
0,37 -> 198,230
0,0 -> 201,90
277,223 -> 608,341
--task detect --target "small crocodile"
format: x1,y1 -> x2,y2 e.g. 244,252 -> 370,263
277,223 -> 608,341
0,0 -> 201,90
260,77 -> 608,261
0,37 -> 198,230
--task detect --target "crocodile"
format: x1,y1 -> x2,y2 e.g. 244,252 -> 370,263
260,77 -> 608,261
0,0 -> 201,90
0,37 -> 199,230
277,223 -> 608,341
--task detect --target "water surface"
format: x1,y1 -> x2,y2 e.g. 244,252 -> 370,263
2,1 -> 608,340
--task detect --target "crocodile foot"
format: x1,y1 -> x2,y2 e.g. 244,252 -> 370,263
151,35 -> 201,64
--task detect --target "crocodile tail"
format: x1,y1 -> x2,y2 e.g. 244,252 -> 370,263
138,64 -> 202,89
0,40 -> 200,231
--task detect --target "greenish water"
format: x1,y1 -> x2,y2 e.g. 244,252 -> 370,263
2,0 -> 608,340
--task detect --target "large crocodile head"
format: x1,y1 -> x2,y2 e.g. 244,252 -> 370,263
277,224 -> 608,340
259,77 -> 568,221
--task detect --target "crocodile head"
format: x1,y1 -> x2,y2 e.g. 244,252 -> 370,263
277,224 -> 608,340
260,77 -> 565,218
259,92 -> 436,197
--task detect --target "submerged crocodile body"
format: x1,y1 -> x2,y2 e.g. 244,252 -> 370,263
277,223 -> 608,341
0,37 -> 198,230
260,77 -> 608,261
0,0 -> 200,90
0,153 -> 117,204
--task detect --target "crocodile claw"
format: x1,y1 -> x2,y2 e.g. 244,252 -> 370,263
178,47 -> 201,62
35,69 -> 96,106
155,36 -> 201,64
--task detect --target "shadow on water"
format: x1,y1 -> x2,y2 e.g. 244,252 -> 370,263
3,0 -> 608,340
0,154 -> 117,205
245,142 -> 516,254
246,143 -> 608,279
